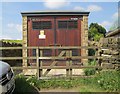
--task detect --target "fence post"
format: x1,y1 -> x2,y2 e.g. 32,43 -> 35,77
69,50 -> 72,77
36,47 -> 40,79
66,50 -> 70,77
40,49 -> 43,77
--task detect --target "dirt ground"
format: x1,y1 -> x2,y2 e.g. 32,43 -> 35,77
40,87 -> 80,92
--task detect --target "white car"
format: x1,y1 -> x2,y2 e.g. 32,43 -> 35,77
0,61 -> 15,94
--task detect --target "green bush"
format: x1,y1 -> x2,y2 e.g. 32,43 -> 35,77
88,49 -> 95,58
88,60 -> 97,66
84,60 -> 97,76
13,75 -> 38,93
84,68 -> 96,76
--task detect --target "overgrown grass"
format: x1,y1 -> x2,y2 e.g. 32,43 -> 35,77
13,70 -> 120,93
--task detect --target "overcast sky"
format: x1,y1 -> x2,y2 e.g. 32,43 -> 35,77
0,0 -> 119,40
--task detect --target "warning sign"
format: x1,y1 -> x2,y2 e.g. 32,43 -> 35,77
39,30 -> 46,39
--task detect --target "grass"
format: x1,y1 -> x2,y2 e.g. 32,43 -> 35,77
95,70 -> 120,92
14,71 -> 119,94
79,84 -> 105,92
13,75 -> 106,93
12,59 -> 120,93
1,39 -> 22,44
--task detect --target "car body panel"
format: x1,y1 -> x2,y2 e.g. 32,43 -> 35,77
0,61 -> 15,94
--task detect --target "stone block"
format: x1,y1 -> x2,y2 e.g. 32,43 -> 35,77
101,63 -> 114,69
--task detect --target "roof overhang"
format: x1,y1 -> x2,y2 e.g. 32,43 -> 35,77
21,11 -> 90,16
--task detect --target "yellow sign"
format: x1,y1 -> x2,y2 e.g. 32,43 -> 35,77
39,30 -> 46,39
40,30 -> 44,35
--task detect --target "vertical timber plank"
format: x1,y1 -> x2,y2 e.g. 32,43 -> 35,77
36,48 -> 40,79
66,51 -> 70,77
69,50 -> 72,77
40,50 -> 43,77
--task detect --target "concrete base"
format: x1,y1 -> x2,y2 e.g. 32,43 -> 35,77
24,69 -> 85,76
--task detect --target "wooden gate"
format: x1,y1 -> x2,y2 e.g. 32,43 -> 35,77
34,46 -> 97,78
37,50 -> 73,77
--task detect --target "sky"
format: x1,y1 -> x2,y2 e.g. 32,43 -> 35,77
0,0 -> 119,40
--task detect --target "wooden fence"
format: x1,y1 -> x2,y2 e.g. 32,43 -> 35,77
0,46 -> 104,79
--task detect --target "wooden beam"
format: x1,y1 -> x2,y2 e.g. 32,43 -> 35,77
66,51 -> 70,76
43,69 -> 51,76
69,51 -> 72,77
49,51 -> 66,67
40,66 -> 100,69
36,48 -> 40,79
0,46 -> 105,50
40,50 -> 43,76
43,51 -> 66,76
12,66 -> 102,70
0,56 -> 103,60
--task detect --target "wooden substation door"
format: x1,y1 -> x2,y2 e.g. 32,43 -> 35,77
28,16 -> 81,65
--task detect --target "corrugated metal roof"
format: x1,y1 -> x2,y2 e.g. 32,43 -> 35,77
21,10 -> 90,16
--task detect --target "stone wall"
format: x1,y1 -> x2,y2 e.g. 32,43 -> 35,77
1,41 -> 22,66
81,15 -> 88,63
22,16 -> 28,67
98,37 -> 120,69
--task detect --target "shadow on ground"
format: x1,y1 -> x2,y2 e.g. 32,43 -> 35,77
12,77 -> 40,94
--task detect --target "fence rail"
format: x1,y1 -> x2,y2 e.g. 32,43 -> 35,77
11,66 -> 101,69
0,56 -> 102,60
0,46 -> 109,50
1,46 -> 103,78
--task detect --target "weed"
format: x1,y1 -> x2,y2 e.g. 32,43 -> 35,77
13,70 -> 120,93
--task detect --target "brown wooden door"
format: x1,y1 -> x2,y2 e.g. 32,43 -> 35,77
28,16 -> 55,58
28,16 -> 54,47
28,16 -> 81,58
56,16 -> 81,46
56,16 -> 81,56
